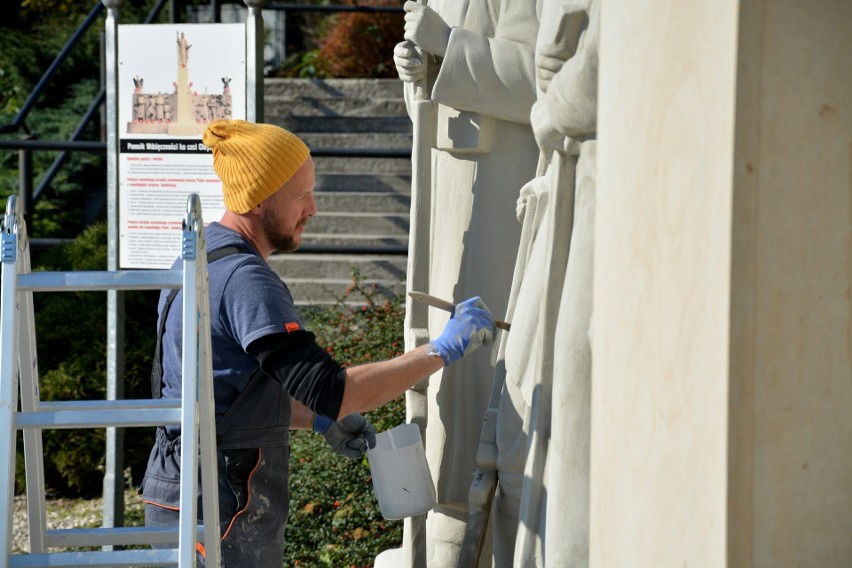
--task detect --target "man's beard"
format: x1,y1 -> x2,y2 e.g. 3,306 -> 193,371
262,210 -> 307,253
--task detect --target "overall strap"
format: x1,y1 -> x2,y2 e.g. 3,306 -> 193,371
150,245 -> 248,399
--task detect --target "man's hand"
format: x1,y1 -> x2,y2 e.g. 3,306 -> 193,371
394,41 -> 426,83
318,413 -> 378,460
403,1 -> 451,58
430,297 -> 495,365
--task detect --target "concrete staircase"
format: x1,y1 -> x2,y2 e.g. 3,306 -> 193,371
263,79 -> 411,306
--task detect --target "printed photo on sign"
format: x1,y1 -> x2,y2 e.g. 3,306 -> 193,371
117,23 -> 246,269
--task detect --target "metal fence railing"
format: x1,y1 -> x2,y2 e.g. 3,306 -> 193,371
0,1 -> 408,251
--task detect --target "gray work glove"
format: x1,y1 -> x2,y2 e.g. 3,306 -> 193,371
318,413 -> 378,460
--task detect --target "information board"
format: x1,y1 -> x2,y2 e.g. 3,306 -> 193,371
118,23 -> 246,268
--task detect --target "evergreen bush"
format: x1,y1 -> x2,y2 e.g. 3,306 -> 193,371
286,271 -> 406,566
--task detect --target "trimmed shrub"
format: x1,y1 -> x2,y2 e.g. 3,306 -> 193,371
286,271 -> 406,566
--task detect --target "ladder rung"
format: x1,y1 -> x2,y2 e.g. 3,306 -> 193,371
9,548 -> 179,567
18,270 -> 183,292
16,400 -> 181,429
45,525 -> 204,547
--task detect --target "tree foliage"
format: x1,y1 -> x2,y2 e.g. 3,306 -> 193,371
275,0 -> 404,79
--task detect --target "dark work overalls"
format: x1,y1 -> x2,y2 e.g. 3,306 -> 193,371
141,246 -> 293,567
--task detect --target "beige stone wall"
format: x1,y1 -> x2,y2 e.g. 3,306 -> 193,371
729,0 -> 852,565
593,0 -> 851,565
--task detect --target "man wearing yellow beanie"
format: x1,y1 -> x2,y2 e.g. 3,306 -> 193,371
140,120 -> 497,566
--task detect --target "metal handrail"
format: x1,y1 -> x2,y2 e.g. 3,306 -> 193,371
1,0 -> 410,253
9,0 -> 171,208
265,3 -> 404,14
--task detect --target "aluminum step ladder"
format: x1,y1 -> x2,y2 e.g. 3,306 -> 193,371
0,194 -> 221,567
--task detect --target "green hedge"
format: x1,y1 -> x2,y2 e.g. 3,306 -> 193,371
287,273 -> 406,566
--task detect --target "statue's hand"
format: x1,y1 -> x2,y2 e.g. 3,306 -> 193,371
516,178 -> 535,223
531,100 -> 565,156
404,1 -> 451,58
536,42 -> 572,93
393,41 -> 426,83
516,175 -> 547,223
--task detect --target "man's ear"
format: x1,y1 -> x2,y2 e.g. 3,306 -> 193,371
246,201 -> 264,219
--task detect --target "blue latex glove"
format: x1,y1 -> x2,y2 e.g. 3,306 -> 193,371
315,413 -> 378,460
430,296 -> 496,366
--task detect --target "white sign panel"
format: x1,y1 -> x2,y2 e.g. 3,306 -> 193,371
118,23 -> 246,268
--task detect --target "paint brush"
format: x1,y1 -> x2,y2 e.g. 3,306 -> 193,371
408,291 -> 511,331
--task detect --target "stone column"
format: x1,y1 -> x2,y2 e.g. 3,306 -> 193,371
591,0 -> 852,566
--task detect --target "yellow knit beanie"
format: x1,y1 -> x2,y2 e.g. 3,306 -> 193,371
202,120 -> 311,214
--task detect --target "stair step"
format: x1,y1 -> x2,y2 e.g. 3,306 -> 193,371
265,78 -> 404,101
312,155 -> 410,175
300,233 -> 408,248
266,97 -> 408,118
262,78 -> 412,307
314,192 -> 410,214
307,212 -> 408,236
315,173 -> 411,194
285,277 -> 406,306
302,132 -> 412,149
275,115 -> 412,134
269,253 -> 406,280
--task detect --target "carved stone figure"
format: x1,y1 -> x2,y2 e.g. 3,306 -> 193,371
134,94 -> 147,122
392,1 -> 540,566
468,1 -> 599,566
155,93 -> 165,121
177,31 -> 191,67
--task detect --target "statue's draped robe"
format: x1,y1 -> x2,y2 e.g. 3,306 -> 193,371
488,1 -> 599,566
402,1 -> 540,565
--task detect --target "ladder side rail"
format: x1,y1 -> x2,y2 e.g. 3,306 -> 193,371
194,221 -> 221,567
0,198 -> 22,562
177,195 -> 221,567
178,241 -> 200,568
15,222 -> 49,555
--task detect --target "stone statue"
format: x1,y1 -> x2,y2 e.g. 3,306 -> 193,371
134,93 -> 147,122
155,93 -> 165,121
463,0 -> 600,566
391,1 -> 540,566
177,31 -> 191,67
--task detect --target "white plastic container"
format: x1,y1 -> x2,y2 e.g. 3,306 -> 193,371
367,423 -> 436,520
